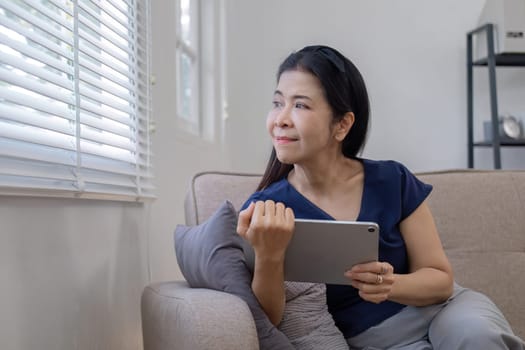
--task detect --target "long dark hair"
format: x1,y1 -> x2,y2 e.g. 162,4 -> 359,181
256,45 -> 371,191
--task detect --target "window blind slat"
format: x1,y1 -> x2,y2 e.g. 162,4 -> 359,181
80,111 -> 134,139
0,174 -> 76,192
80,126 -> 136,151
45,0 -> 74,16
82,169 -> 136,187
0,104 -> 74,135
0,156 -> 75,181
79,99 -> 134,127
0,67 -> 74,106
80,0 -> 133,34
78,85 -> 134,115
21,0 -> 72,29
80,140 -> 135,163
0,138 -> 76,166
0,85 -> 73,120
0,121 -> 76,151
103,0 -> 132,19
0,32 -> 72,74
82,183 -> 138,197
78,19 -> 133,61
79,46 -> 132,82
82,153 -> 139,176
78,27 -> 130,67
79,70 -> 134,103
0,12 -> 73,59
0,50 -> 73,91
1,1 -> 73,44
78,6 -> 133,57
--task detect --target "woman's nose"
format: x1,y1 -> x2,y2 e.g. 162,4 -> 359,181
274,107 -> 291,127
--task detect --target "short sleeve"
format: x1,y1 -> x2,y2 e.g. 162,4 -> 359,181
239,180 -> 289,212
398,163 -> 433,220
240,192 -> 263,211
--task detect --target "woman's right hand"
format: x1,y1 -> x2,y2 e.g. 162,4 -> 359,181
237,200 -> 295,261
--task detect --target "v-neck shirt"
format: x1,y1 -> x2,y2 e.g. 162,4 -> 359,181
240,158 -> 433,337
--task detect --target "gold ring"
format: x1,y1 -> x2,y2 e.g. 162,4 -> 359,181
376,274 -> 383,284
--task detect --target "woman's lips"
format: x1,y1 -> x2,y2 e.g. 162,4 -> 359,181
275,136 -> 298,144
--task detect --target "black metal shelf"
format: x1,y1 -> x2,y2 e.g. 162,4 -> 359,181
473,53 -> 525,67
467,23 -> 525,169
474,140 -> 525,147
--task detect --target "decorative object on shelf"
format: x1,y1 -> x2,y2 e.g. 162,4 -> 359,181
477,0 -> 525,59
502,115 -> 523,139
483,114 -> 523,141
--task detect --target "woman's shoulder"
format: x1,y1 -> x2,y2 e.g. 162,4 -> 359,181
256,178 -> 289,197
361,158 -> 412,176
240,178 -> 289,210
361,158 -> 432,218
361,158 -> 427,192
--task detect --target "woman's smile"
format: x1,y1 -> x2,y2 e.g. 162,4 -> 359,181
275,136 -> 298,145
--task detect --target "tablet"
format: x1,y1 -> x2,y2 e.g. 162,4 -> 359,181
242,219 -> 379,285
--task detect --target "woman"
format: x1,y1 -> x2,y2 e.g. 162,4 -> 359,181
236,45 -> 524,349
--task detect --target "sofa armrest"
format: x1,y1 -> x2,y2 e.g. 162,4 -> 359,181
141,281 -> 259,350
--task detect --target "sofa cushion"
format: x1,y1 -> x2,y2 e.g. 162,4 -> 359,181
174,200 -> 294,350
419,170 -> 525,340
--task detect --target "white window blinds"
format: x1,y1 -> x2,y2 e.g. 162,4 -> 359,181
0,0 -> 153,201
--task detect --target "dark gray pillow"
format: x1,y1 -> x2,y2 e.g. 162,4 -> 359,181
174,200 -> 294,350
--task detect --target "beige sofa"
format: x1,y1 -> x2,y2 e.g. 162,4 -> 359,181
141,170 -> 525,349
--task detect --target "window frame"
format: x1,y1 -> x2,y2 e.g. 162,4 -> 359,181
174,0 -> 201,135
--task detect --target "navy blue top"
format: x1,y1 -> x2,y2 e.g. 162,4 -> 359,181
240,159 -> 433,338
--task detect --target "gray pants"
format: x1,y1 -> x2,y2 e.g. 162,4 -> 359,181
347,284 -> 525,350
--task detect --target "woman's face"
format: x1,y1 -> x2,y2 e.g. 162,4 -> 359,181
267,69 -> 339,165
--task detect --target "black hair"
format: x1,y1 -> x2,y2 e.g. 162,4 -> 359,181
256,45 -> 371,191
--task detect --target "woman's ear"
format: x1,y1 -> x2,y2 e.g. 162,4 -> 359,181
334,112 -> 355,141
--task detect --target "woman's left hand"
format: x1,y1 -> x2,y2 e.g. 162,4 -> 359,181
344,262 -> 395,304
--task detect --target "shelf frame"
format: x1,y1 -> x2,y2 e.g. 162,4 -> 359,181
473,53 -> 525,66
467,23 -> 502,169
473,140 -> 525,147
467,24 -> 525,169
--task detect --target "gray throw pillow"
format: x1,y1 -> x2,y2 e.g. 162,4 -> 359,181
174,200 -> 294,350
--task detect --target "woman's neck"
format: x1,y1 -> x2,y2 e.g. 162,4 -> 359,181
288,156 -> 362,195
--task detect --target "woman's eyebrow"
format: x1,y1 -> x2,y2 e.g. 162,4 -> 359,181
274,90 -> 313,101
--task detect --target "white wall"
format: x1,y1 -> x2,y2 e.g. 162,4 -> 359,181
0,197 -> 149,350
147,0 -> 229,284
223,0 -> 525,173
